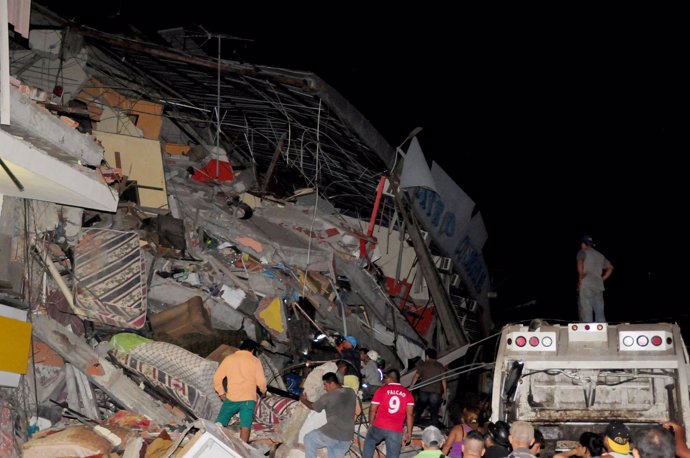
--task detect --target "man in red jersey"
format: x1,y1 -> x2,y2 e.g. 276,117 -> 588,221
362,369 -> 415,458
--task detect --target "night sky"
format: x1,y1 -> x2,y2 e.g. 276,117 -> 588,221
34,3 -> 690,331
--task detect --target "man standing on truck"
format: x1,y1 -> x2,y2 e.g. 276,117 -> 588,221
577,235 -> 613,322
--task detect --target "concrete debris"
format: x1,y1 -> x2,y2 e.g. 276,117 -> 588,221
32,314 -> 178,424
0,169 -> 442,455
0,7 -> 490,455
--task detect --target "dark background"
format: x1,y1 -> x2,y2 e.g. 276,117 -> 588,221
35,3 -> 690,330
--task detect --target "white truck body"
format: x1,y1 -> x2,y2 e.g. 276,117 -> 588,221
490,322 -> 690,451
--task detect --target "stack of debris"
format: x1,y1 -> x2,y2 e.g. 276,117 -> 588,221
0,88 -> 431,454
0,6 -> 493,455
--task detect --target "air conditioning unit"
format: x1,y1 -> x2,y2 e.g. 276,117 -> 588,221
450,274 -> 462,288
439,257 -> 453,274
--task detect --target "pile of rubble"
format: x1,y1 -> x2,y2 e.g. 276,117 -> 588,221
0,8 -> 472,455
0,140 -> 432,456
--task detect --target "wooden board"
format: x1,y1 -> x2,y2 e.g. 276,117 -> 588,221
94,131 -> 168,211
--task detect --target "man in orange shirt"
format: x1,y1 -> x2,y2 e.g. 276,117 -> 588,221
213,339 -> 267,442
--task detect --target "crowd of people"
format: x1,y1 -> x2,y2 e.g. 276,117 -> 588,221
415,419 -> 679,458
212,337 -> 685,458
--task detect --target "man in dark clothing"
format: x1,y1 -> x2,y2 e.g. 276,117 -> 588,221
530,429 -> 545,457
485,421 -> 511,458
411,348 -> 446,428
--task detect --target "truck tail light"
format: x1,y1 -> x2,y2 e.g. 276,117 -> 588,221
506,331 -> 557,352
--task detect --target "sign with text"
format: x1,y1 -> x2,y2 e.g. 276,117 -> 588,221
410,161 -> 490,303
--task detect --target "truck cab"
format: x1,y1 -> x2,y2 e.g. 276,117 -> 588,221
490,321 -> 690,454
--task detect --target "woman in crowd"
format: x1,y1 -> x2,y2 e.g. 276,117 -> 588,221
442,407 -> 481,458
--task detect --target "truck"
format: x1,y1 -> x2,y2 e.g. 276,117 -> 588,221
490,321 -> 690,454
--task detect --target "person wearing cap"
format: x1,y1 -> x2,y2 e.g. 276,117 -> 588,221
360,348 -> 383,401
213,339 -> 267,443
363,369 -> 415,458
413,425 -> 446,458
602,420 -> 633,458
577,235 -> 613,323
336,359 -> 360,392
300,371 -> 357,458
411,348 -> 447,428
337,335 -> 362,391
377,356 -> 386,370
632,425 -> 675,458
507,420 -> 538,458
484,421 -> 511,458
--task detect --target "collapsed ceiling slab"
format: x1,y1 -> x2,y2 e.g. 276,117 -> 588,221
0,85 -> 118,211
28,4 -> 396,220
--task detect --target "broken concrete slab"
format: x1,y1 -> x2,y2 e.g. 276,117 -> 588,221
335,257 -> 424,348
206,297 -> 256,336
65,363 -> 99,421
32,314 -> 177,424
148,276 -> 203,314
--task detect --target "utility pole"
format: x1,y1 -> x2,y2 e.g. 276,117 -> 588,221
390,176 -> 468,349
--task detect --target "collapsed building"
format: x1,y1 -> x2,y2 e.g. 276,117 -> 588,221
0,2 -> 492,456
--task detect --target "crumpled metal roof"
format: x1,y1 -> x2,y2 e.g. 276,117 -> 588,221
35,5 -> 397,219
